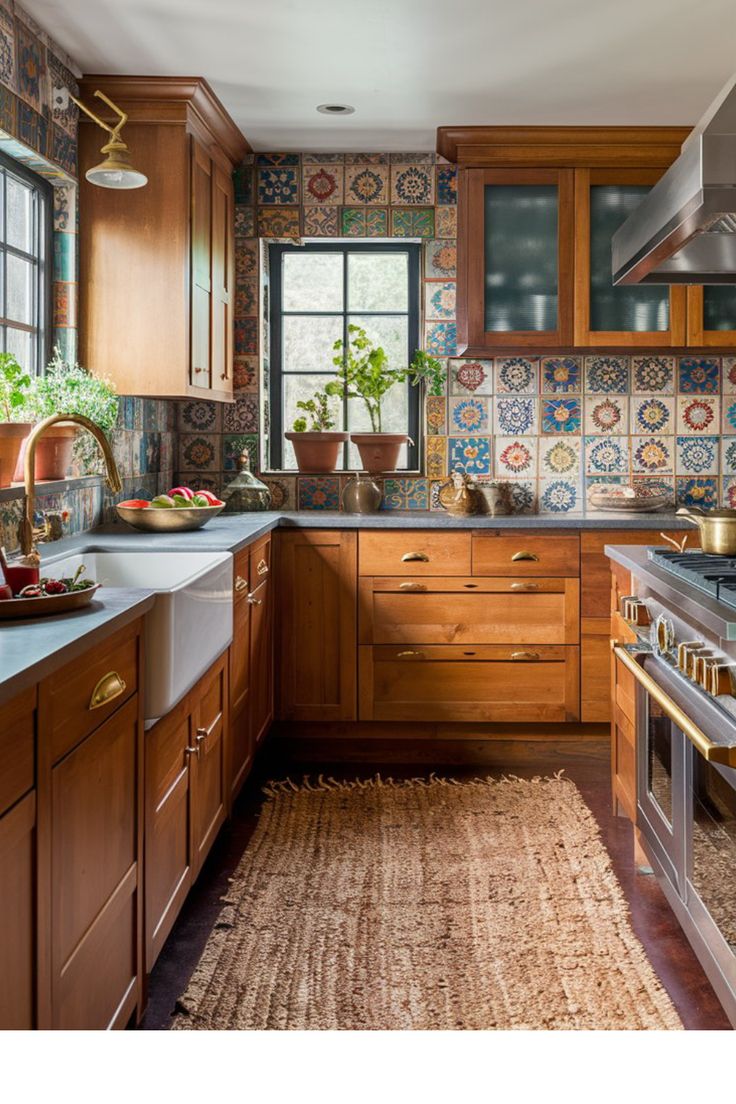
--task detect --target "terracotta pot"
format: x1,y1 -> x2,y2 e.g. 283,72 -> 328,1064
15,424 -> 77,482
285,431 -> 347,473
0,422 -> 32,488
350,433 -> 409,473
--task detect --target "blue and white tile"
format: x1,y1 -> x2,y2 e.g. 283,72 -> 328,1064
538,437 -> 581,478
630,396 -> 674,435
541,397 -> 581,435
585,436 -> 630,475
381,478 -> 429,511
632,355 -> 675,395
538,477 -> 580,515
677,396 -> 720,434
676,435 -> 719,476
722,397 -> 736,434
494,437 -> 537,478
721,436 -> 736,475
722,357 -> 736,394
541,356 -> 581,394
584,395 -> 628,435
584,356 -> 629,394
676,477 -> 718,511
448,436 -> 491,476
448,358 -> 493,396
494,396 -> 537,436
448,396 -> 490,435
677,357 -> 721,395
493,356 -> 538,394
631,436 -> 674,475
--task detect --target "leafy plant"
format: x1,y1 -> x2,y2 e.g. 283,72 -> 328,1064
30,348 -> 120,472
408,349 -> 446,397
332,325 -> 407,433
292,383 -> 342,432
0,352 -> 32,423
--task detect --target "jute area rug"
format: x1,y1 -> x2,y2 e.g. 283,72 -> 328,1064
172,774 -> 682,1030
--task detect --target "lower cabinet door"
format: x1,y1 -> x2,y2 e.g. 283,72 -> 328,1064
360,645 -> 579,722
250,576 -> 273,747
229,586 -> 252,802
191,656 -> 228,874
0,790 -> 35,1029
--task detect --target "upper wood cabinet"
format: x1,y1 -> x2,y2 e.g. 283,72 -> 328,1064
79,76 -> 249,401
686,285 -> 736,346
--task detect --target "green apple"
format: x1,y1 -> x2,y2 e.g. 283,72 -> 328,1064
150,494 -> 175,508
191,494 -> 209,507
172,494 -> 193,508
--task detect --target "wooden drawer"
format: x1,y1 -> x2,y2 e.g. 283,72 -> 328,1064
472,532 -> 580,576
361,577 -> 579,645
0,686 -> 35,817
233,546 -> 250,602
249,533 -> 271,586
41,621 -> 139,764
360,644 -> 579,722
359,531 -> 471,576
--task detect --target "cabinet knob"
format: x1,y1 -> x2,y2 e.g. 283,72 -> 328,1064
401,552 -> 429,563
196,726 -> 207,743
185,745 -> 200,757
511,550 -> 539,562
247,593 -> 262,605
88,670 -> 127,710
234,575 -> 249,592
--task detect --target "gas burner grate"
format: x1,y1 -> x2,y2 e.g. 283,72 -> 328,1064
648,548 -> 736,608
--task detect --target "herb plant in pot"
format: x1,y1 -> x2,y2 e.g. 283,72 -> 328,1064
284,384 -> 347,473
0,353 -> 33,488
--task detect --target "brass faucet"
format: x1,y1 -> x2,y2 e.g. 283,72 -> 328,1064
17,413 -> 122,560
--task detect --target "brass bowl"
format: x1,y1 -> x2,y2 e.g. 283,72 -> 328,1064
115,503 -> 225,532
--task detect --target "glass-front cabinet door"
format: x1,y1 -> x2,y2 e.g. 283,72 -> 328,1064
574,169 -> 686,346
462,168 -> 574,349
686,285 -> 736,346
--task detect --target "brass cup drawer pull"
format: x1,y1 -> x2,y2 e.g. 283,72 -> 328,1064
511,651 -> 540,661
196,726 -> 208,744
257,558 -> 269,577
88,670 -> 127,710
397,649 -> 425,659
247,592 -> 262,606
401,552 -> 429,563
185,745 -> 200,758
398,582 -> 426,592
510,581 -> 539,591
234,575 -> 249,593
511,551 -> 539,562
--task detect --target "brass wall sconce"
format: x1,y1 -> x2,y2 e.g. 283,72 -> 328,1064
71,89 -> 148,190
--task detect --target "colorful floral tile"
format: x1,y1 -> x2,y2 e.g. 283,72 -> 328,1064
236,239 -> 258,278
257,207 -> 300,238
234,204 -> 255,238
449,395 -> 489,434
677,396 -> 720,434
449,358 -> 493,396
723,477 -> 736,508
302,164 -> 343,205
425,395 -> 447,436
500,479 -> 536,514
346,153 -> 389,165
176,473 -> 222,497
584,356 -> 629,394
722,398 -> 736,434
298,476 -> 340,511
0,23 -> 15,94
425,436 -> 447,479
448,436 -> 491,476
584,395 -> 628,435
223,394 -> 259,433
539,437 -> 581,477
722,357 -> 736,394
390,163 -> 435,205
303,205 -> 339,236
538,478 -> 580,515
389,151 -> 435,164
178,400 -> 221,434
303,153 -> 345,164
677,357 -> 720,394
435,207 -> 457,238
256,153 -> 300,166
631,436 -> 674,474
630,396 -> 673,435
258,166 -> 299,205
436,165 -> 457,205
585,436 -> 630,474
425,239 -> 457,278
631,476 -> 675,506
429,479 -> 445,512
234,278 -> 258,318
381,478 -> 430,511
16,23 -> 42,111
223,434 -> 258,472
234,356 -> 258,392
424,321 -> 456,357
494,437 -> 537,477
178,434 -> 219,472
391,207 -> 434,237
53,232 -> 74,282
344,163 -> 388,205
676,477 -> 718,511
261,476 -> 295,510
235,318 -> 258,355
541,357 -> 581,393
425,281 -> 456,321
495,396 -> 538,436
676,435 -> 719,476
631,355 -> 675,394
721,436 -> 736,475
541,397 -> 581,435
494,357 -> 538,394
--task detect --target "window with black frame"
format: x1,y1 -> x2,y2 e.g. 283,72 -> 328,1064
269,241 -> 420,471
0,151 -> 52,374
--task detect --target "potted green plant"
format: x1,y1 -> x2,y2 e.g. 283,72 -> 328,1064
284,383 -> 347,472
0,353 -> 33,487
17,348 -> 119,481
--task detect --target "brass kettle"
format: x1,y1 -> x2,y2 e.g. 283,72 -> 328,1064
676,506 -> 736,556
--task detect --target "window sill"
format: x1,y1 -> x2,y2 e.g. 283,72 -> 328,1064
262,470 -> 424,479
0,474 -> 105,504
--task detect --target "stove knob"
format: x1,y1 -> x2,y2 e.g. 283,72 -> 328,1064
677,640 -> 705,674
709,663 -> 736,696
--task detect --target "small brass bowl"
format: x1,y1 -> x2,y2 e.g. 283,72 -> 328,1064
115,503 -> 225,532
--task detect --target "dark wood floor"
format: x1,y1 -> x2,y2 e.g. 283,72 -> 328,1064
139,736 -> 732,1031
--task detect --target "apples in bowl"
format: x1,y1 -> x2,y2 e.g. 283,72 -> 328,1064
115,486 -> 226,532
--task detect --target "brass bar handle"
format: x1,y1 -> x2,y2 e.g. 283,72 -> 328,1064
401,552 -> 429,563
88,671 -> 127,710
398,582 -> 427,591
612,645 -> 736,768
510,581 -> 539,591
511,651 -> 540,661
511,551 -> 539,562
257,558 -> 269,577
397,649 -> 425,659
234,575 -> 249,592
247,593 -> 262,605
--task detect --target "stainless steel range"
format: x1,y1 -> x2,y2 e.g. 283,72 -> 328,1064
606,543 -> 736,1027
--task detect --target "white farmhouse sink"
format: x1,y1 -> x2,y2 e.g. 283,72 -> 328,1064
45,550 -> 233,723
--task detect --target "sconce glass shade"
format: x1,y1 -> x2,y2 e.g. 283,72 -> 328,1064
85,140 -> 147,190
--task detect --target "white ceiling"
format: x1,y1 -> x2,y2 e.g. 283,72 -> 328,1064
23,0 -> 736,151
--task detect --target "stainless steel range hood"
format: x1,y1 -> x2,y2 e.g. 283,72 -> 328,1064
612,73 -> 736,284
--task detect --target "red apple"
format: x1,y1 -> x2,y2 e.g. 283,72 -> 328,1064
196,489 -> 223,506
169,486 -> 194,500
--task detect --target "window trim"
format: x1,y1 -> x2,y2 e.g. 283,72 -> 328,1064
268,240 -> 421,473
0,149 -> 53,375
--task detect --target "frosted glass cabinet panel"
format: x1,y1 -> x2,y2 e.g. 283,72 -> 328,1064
484,184 -> 559,333
686,284 -> 736,346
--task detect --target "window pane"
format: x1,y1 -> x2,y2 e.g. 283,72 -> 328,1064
282,252 -> 343,312
348,253 -> 408,312
5,326 -> 33,372
283,373 -> 343,469
484,184 -> 558,332
6,175 -> 33,253
283,314 -> 342,372
6,253 -> 34,324
347,314 -> 409,374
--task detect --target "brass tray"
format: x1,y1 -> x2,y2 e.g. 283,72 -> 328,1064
0,583 -> 101,620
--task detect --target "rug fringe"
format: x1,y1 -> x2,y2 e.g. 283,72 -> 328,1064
262,769 -> 571,799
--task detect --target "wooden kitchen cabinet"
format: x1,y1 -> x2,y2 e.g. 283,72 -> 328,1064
249,535 -> 274,745
78,76 -> 247,400
686,285 -> 736,346
190,656 -> 228,871
229,546 -> 253,803
277,530 -> 357,722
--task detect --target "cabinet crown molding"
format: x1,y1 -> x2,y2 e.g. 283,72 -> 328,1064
436,125 -> 691,167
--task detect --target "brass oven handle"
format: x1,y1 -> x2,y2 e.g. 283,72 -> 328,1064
88,671 -> 127,710
399,582 -> 426,592
511,651 -> 540,661
401,552 -> 429,563
397,650 -> 425,659
511,551 -> 539,562
510,582 -> 539,591
257,558 -> 269,577
234,575 -> 249,592
612,645 -> 736,768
